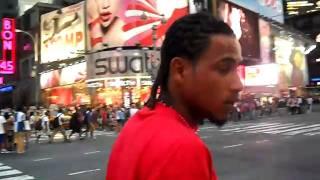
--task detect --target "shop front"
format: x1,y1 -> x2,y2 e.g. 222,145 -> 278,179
86,48 -> 159,107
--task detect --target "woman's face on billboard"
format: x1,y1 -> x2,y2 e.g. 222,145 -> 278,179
95,0 -> 121,28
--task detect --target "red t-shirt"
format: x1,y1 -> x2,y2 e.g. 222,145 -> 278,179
106,103 -> 218,180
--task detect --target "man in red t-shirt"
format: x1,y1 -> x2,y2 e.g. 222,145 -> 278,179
106,12 -> 243,180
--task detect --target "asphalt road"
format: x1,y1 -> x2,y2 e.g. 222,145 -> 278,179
1,109 -> 320,180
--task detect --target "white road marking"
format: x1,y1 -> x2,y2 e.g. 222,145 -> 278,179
224,123 -> 254,128
220,123 -> 274,132
68,169 -> 101,176
0,175 -> 35,180
84,151 -> 101,155
0,163 -> 3,166
234,123 -> 283,132
0,170 -> 22,177
266,124 -> 320,134
304,131 -> 320,136
223,144 -> 243,149
200,136 -> 211,139
199,126 -> 216,130
256,140 -> 270,144
284,126 -> 320,135
33,158 -> 53,162
0,166 -> 11,171
250,124 -> 303,133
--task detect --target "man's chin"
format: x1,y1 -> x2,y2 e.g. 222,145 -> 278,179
207,115 -> 228,127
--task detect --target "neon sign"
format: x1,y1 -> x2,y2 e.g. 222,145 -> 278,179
0,18 -> 16,74
0,77 -> 3,85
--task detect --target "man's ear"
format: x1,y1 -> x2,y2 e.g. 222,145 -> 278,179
169,57 -> 192,83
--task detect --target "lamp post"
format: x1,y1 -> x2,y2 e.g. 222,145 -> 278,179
15,29 -> 39,106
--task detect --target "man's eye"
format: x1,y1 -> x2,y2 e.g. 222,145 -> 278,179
217,64 -> 234,74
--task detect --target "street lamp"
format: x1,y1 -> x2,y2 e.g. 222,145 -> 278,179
15,29 -> 39,106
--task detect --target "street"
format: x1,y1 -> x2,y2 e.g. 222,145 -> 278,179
1,111 -> 320,180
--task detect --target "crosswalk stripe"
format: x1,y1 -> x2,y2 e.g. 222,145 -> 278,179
0,175 -> 35,180
249,124 -> 303,133
284,126 -> 320,135
266,124 -> 320,134
233,123 -> 285,132
223,123 -> 254,128
220,123 -> 277,132
0,166 -> 11,171
0,163 -> 3,166
0,170 -> 22,177
304,131 -> 320,136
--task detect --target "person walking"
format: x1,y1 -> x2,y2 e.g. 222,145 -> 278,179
106,12 -> 243,180
4,112 -> 14,152
0,112 -> 7,153
49,109 -> 70,143
36,111 -> 51,143
69,108 -> 84,140
14,107 -> 27,154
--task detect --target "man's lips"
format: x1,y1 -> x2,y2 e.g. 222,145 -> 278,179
100,12 -> 112,21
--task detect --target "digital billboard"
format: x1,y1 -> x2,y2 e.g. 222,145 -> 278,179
226,0 -> 284,23
274,37 -> 308,89
86,0 -> 189,50
40,62 -> 87,89
40,2 -> 85,64
218,1 -> 260,60
245,64 -> 279,86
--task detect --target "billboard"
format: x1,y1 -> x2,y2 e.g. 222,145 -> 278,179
40,2 -> 85,64
274,37 -> 308,89
0,18 -> 16,75
40,62 -> 87,89
259,19 -> 272,64
245,64 -> 279,86
218,1 -> 260,60
87,49 -> 160,80
86,0 -> 189,50
226,0 -> 284,23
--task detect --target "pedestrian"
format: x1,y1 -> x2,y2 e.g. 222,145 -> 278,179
0,112 -> 7,153
307,96 -> 313,113
129,103 -> 139,118
49,108 -> 70,143
88,107 -> 99,139
14,106 -> 27,154
100,106 -> 108,131
69,107 -> 84,140
4,112 -> 14,152
36,111 -> 51,143
106,12 -> 242,180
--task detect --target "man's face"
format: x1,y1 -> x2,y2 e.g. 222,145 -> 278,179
95,0 -> 120,27
179,35 -> 243,126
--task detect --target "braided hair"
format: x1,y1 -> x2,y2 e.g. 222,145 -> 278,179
145,12 -> 235,108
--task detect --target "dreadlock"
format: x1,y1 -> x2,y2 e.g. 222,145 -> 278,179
145,12 -> 235,108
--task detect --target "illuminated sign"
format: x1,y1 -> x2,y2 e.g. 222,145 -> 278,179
0,85 -> 14,93
0,77 -> 3,84
0,18 -> 16,74
87,49 -> 160,80
245,64 -> 279,86
40,2 -> 85,63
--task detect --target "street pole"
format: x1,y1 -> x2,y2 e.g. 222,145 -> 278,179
15,29 -> 39,107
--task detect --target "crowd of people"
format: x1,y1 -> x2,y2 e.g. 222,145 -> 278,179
229,96 -> 315,121
0,103 -> 141,154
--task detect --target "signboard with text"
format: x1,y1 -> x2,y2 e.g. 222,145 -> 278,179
0,18 -> 16,75
40,2 -> 85,64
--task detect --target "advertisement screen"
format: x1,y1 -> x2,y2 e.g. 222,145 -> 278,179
40,2 -> 85,63
218,1 -> 260,60
226,0 -> 284,23
40,62 -> 87,89
86,0 -> 189,50
245,64 -> 279,86
87,49 -> 160,80
259,19 -> 272,63
274,37 -> 308,89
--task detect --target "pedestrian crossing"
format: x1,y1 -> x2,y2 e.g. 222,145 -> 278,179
201,122 -> 320,136
0,163 -> 35,180
29,130 -> 117,142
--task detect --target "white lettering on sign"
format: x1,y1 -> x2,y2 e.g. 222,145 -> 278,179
1,18 -> 16,74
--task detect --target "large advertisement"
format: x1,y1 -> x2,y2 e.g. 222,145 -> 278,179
259,19 -> 272,63
86,0 -> 189,50
218,1 -> 260,60
40,2 -> 85,64
0,18 -> 16,75
226,0 -> 284,23
274,37 -> 308,89
245,64 -> 279,86
86,49 -> 160,80
40,62 -> 87,89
